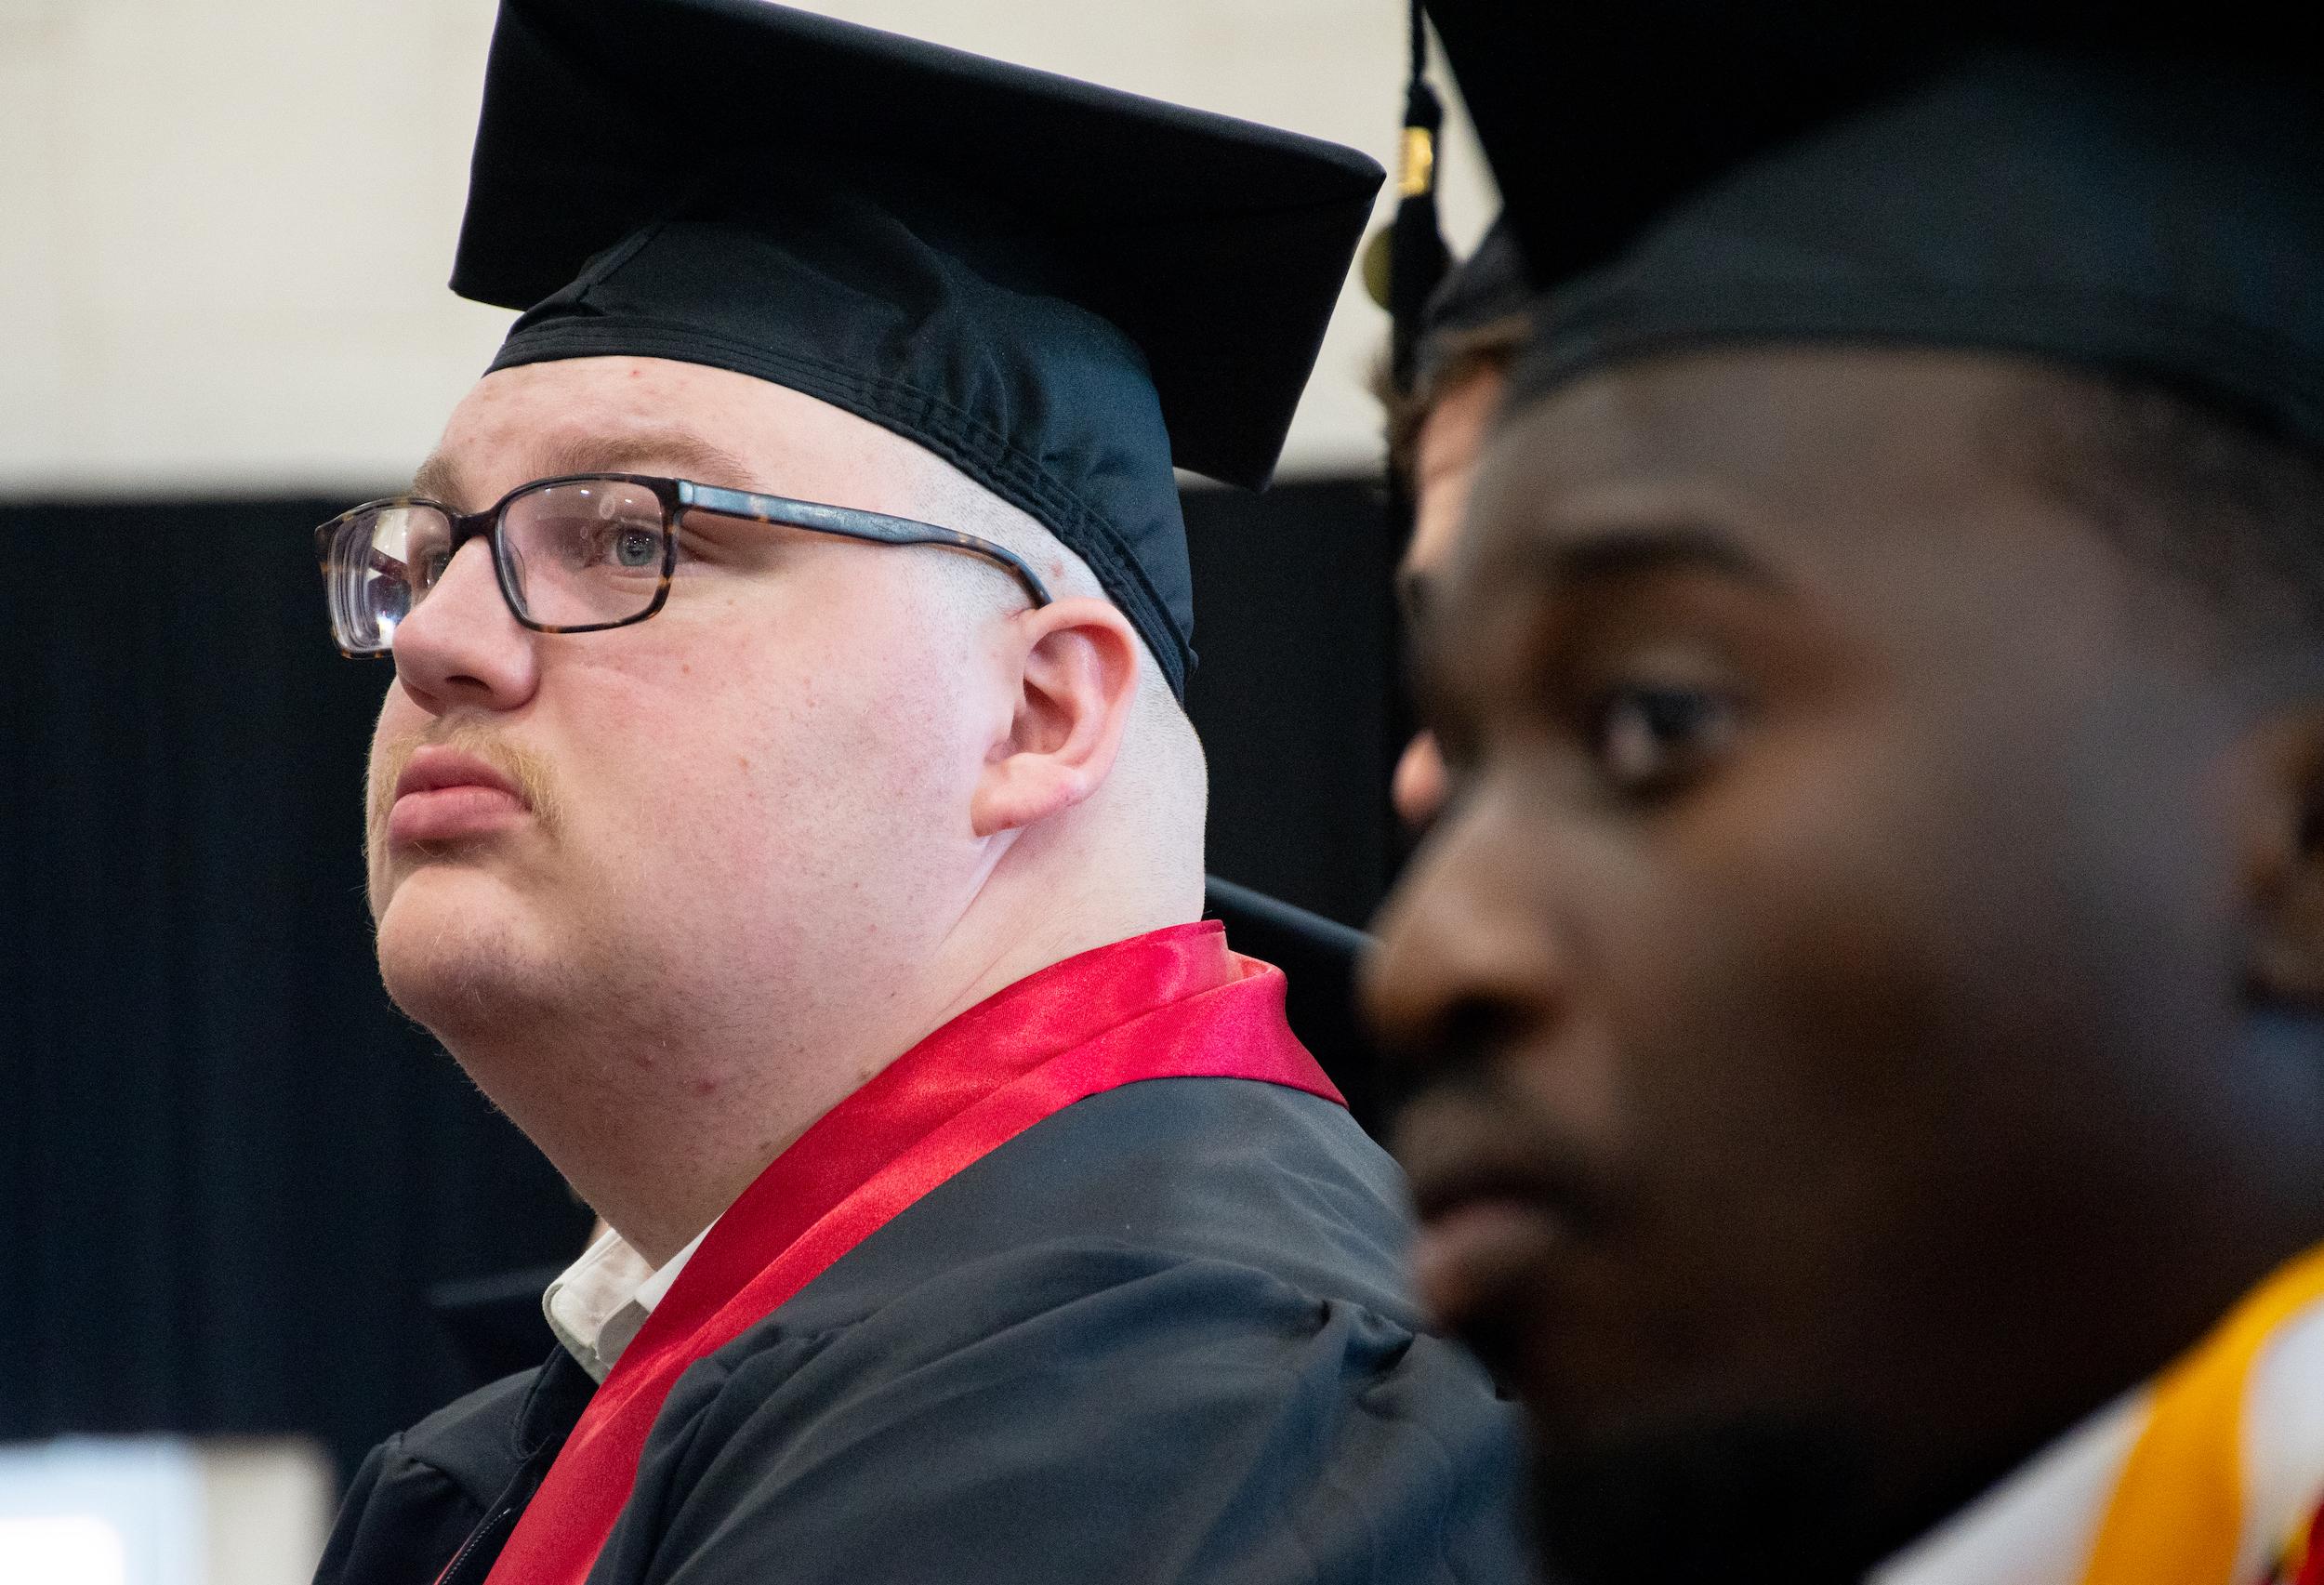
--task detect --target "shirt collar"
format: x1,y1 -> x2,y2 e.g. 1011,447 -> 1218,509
542,1221 -> 716,1383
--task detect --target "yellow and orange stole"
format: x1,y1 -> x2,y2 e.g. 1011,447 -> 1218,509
2082,1244 -> 2324,1585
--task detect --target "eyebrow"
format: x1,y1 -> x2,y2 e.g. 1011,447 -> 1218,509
1414,523 -> 1785,717
1501,522 -> 1786,601
408,427 -> 764,510
408,452 -> 466,506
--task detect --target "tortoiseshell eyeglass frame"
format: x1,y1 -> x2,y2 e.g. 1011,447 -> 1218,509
312,472 -> 1055,658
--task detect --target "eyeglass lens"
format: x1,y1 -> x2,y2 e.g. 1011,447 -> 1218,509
327,478 -> 668,653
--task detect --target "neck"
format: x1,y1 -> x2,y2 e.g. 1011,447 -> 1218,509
442,865 -> 1199,1268
1863,1076 -> 2324,1570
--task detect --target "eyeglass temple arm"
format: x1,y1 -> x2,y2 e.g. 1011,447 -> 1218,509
677,482 -> 1054,608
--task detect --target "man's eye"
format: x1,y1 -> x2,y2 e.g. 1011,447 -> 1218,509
571,521 -> 664,571
613,526 -> 661,568
1585,683 -> 1740,795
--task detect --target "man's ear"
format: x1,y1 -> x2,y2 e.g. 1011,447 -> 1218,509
2243,711 -> 2324,1010
971,597 -> 1141,838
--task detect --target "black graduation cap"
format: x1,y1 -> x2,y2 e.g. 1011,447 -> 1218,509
1419,1 -> 2324,449
450,0 -> 1383,699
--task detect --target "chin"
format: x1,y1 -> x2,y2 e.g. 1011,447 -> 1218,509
1525,1410 -> 1885,1585
373,866 -> 562,1042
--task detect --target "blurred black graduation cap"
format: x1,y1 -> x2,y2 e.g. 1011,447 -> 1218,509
450,0 -> 1383,699
1419,0 -> 2324,448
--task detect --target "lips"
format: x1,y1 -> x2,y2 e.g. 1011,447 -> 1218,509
386,746 -> 531,846
1411,1196 -> 1567,1356
1396,1091 -> 1585,1367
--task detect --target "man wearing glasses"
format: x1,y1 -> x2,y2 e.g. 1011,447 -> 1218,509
308,3 -> 1525,1584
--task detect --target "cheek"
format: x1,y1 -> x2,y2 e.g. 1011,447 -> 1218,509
1409,467 -> 1480,575
1578,686 -> 2214,1334
553,614 -> 982,898
1541,730 -> 1941,1111
1563,714 -> 1968,1276
1657,726 -> 1954,1090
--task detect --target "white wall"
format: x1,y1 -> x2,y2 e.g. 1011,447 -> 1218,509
0,0 -> 1497,498
0,1436 -> 334,1585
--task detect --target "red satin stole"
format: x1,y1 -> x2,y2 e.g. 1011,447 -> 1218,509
479,921 -> 1341,1585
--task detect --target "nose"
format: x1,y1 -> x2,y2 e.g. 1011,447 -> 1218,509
390,535 -> 540,717
1364,777 -> 1570,1082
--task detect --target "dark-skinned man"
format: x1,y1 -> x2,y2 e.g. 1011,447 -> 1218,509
1367,12 -> 2324,1585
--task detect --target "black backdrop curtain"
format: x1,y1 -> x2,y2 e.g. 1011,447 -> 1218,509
0,479 -> 1400,1482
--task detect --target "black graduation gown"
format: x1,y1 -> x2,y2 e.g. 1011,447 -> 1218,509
314,1076 -> 1533,1585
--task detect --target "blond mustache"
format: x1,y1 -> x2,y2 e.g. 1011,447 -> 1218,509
367,720 -> 564,857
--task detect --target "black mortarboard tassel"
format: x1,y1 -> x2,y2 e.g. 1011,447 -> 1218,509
1372,0 -> 1454,397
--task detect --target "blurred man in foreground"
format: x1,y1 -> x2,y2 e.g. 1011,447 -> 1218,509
310,3 -> 1525,1582
1369,33 -> 2324,1585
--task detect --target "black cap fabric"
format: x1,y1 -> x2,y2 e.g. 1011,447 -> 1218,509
1421,3 -> 2323,451
1512,54 -> 2324,448
452,0 -> 1383,698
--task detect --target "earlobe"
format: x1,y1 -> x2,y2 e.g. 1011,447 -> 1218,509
970,598 -> 1140,839
2243,714 -> 2324,1010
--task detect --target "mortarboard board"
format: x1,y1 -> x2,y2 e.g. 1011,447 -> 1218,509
1419,1 -> 2324,451
450,0 -> 1384,699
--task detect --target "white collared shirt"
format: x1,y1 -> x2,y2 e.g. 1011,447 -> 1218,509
541,1222 -> 716,1383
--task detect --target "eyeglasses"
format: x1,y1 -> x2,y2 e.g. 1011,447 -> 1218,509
313,472 -> 1053,658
